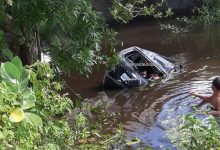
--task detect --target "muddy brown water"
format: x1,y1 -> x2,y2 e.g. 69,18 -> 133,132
65,21 -> 220,149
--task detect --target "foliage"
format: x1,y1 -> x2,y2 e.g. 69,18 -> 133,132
38,0 -> 118,74
1,0 -> 118,74
0,31 -> 14,62
161,0 -> 220,34
72,112 -> 126,150
167,113 -> 220,150
0,0 -> 4,25
0,0 -> 176,74
160,23 -> 188,35
0,57 -> 145,149
180,0 -> 220,26
111,0 -> 173,23
0,57 -> 74,149
70,99 -> 143,149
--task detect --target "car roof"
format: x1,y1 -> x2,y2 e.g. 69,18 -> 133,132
119,46 -> 175,75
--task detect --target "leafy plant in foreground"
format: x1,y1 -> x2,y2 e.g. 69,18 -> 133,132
0,56 -> 41,125
167,113 -> 220,150
0,57 -> 142,149
0,57 -> 74,149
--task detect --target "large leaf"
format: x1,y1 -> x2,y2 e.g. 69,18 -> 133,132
11,56 -> 23,73
4,62 -> 20,80
0,64 -> 19,91
9,108 -> 25,123
5,81 -> 19,92
19,69 -> 29,91
0,63 -> 12,82
22,90 -> 36,110
25,112 -> 43,127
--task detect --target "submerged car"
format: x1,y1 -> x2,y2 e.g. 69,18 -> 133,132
104,46 -> 182,89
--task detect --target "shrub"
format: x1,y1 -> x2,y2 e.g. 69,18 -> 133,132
168,113 -> 220,150
0,57 -> 74,149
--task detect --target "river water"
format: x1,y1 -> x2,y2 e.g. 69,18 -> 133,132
65,21 -> 220,149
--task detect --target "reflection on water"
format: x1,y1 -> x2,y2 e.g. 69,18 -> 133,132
65,21 -> 220,149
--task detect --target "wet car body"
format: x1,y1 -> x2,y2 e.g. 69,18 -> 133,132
104,46 -> 181,89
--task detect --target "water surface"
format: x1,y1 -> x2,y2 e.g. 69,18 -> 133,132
66,21 -> 220,149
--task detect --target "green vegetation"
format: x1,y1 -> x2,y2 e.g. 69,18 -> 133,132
1,0 -> 220,149
162,0 -> 220,34
168,113 -> 220,150
1,0 -> 118,74
0,57 -> 73,149
180,0 -> 220,26
0,57 -> 142,149
111,0 -> 173,23
0,0 -> 168,74
0,0 -> 168,149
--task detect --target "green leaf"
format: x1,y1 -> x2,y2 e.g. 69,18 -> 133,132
0,131 -> 5,139
22,90 -> 36,110
11,56 -> 23,73
25,113 -> 42,127
2,49 -> 13,59
4,62 -> 20,80
19,70 -> 29,91
5,81 -> 19,92
13,100 -> 22,106
0,63 -> 11,81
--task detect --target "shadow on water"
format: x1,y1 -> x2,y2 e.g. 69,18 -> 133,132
65,20 -> 220,149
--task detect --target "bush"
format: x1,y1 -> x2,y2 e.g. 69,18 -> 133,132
161,0 -> 220,35
168,113 -> 220,150
0,57 -> 74,149
0,57 -> 143,149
